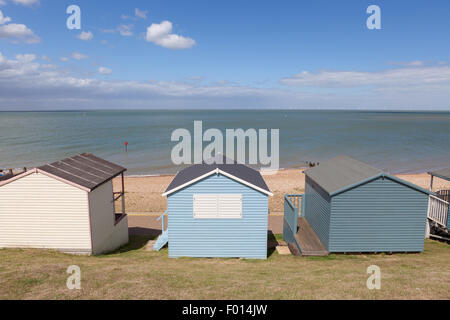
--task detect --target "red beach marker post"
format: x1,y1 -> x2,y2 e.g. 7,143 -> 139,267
124,141 -> 128,152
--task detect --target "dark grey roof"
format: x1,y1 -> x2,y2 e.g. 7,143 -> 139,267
304,155 -> 383,195
38,153 -> 126,191
429,167 -> 450,182
165,157 -> 271,195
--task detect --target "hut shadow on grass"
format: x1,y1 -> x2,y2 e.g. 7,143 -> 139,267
110,228 -> 161,254
111,230 -> 282,257
106,227 -> 162,254
129,227 -> 162,237
109,233 -> 158,255
267,231 -> 280,258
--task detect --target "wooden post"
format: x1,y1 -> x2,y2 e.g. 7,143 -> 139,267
430,175 -> 434,192
121,172 -> 125,214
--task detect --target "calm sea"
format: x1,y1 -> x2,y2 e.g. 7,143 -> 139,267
0,110 -> 449,175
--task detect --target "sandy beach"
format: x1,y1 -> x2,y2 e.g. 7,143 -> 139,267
113,167 -> 450,213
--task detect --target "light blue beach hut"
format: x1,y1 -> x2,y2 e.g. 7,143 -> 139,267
284,156 -> 433,255
157,159 -> 273,259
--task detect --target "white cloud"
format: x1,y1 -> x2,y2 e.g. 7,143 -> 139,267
135,8 -> 147,19
100,28 -> 116,34
0,10 -> 40,43
0,52 -> 39,77
71,52 -> 88,60
40,63 -> 56,69
15,53 -> 35,63
12,0 -> 39,6
401,61 -> 424,67
0,0 -> 7,6
0,22 -> 40,43
77,31 -> 93,41
60,57 -> 69,62
98,67 -> 112,75
117,24 -> 133,36
280,66 -> 450,88
1,51 -> 450,110
0,10 -> 11,25
0,51 -> 290,110
146,20 -> 195,49
387,60 -> 427,67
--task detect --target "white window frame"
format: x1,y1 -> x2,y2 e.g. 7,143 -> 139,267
193,194 -> 243,219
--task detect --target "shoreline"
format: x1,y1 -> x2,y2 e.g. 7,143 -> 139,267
122,165 -> 433,178
114,166 -> 450,214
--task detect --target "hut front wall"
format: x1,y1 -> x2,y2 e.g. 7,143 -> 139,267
330,177 -> 429,252
0,172 -> 92,254
304,176 -> 332,249
167,174 -> 268,259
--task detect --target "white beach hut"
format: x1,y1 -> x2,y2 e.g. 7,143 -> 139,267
0,153 -> 129,255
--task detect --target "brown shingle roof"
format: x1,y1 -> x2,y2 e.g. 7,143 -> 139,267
38,153 -> 126,191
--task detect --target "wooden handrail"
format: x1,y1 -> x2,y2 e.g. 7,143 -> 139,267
430,194 -> 449,204
157,210 -> 168,232
428,195 -> 449,228
285,194 -> 302,209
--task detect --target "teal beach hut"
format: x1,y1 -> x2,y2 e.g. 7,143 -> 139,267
159,159 -> 273,259
284,156 -> 433,255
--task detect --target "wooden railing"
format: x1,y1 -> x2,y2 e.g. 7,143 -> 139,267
436,190 -> 450,203
286,194 -> 304,217
157,210 -> 168,232
283,194 -> 302,244
428,195 -> 449,228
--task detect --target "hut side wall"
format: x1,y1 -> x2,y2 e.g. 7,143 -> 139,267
304,176 -> 332,249
88,181 -> 129,255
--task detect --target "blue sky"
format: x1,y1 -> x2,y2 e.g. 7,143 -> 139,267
0,0 -> 450,110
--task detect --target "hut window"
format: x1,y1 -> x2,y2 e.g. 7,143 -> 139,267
193,194 -> 242,219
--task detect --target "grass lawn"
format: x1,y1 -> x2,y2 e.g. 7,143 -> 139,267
0,236 -> 449,300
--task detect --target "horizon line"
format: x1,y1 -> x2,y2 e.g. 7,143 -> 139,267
1,108 -> 450,113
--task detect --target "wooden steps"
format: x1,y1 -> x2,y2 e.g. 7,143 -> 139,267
294,217 -> 329,256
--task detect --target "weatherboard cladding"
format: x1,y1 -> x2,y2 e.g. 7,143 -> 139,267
167,174 -> 268,259
304,174 -> 429,253
302,156 -> 431,253
165,161 -> 270,195
0,172 -> 92,253
38,153 -> 126,191
304,176 -> 331,249
448,206 -> 450,229
330,177 -> 428,252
